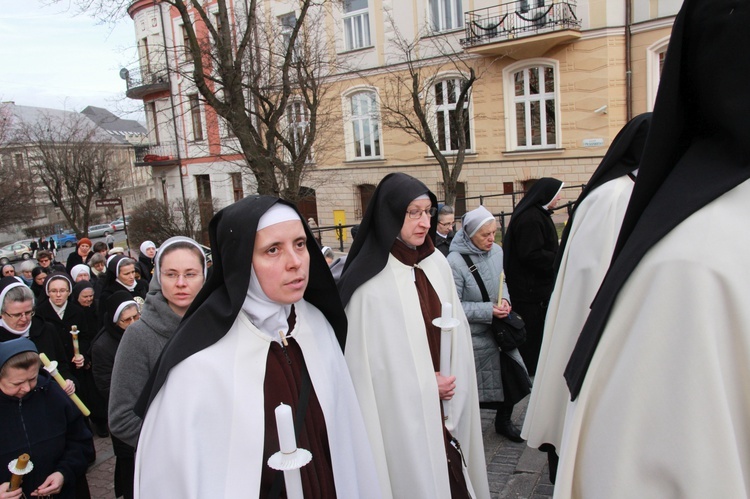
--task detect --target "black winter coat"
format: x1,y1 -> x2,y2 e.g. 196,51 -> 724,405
0,318 -> 76,383
0,370 -> 94,499
503,205 -> 559,302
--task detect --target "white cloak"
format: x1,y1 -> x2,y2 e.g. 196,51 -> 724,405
522,176 -> 634,450
554,179 -> 750,498
134,300 -> 382,498
344,252 -> 490,499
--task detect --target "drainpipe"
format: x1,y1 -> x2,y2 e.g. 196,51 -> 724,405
625,0 -> 633,120
157,0 -> 188,210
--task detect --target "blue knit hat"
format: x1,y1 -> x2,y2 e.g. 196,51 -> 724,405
0,337 -> 37,370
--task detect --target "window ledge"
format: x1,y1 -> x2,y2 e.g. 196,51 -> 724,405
343,157 -> 386,165
421,27 -> 464,40
338,45 -> 375,56
424,151 -> 477,159
503,148 -> 564,156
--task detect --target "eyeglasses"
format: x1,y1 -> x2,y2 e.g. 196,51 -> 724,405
406,207 -> 437,219
48,289 -> 70,295
2,310 -> 35,320
160,272 -> 203,282
118,313 -> 140,325
437,221 -> 454,227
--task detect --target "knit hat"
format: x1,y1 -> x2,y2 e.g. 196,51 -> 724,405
0,337 -> 37,370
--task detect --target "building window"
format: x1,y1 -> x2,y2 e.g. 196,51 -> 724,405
231,173 -> 243,202
434,78 -> 471,153
148,102 -> 160,144
181,25 -> 193,63
647,37 -> 670,111
188,94 -> 204,142
14,153 -> 24,169
343,0 -> 371,50
350,92 -> 381,159
505,62 -> 559,150
430,0 -> 463,32
286,101 -> 310,159
356,184 -> 376,219
279,13 -> 298,61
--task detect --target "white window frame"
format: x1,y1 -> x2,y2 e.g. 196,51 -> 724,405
286,100 -> 312,161
429,0 -> 463,33
279,12 -> 299,62
503,59 -> 561,152
646,37 -> 670,111
343,0 -> 371,51
432,76 -> 473,154
342,87 -> 382,160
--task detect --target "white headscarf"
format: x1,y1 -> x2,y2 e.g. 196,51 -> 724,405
462,205 -> 496,238
241,204 -> 302,340
154,236 -> 208,285
140,240 -> 156,255
0,280 -> 31,337
70,264 -> 90,282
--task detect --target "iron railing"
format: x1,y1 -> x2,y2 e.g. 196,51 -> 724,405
134,142 -> 178,164
462,0 -> 581,48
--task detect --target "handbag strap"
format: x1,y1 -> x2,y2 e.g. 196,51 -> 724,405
461,254 -> 492,303
268,353 -> 312,498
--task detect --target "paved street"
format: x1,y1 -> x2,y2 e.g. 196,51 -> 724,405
85,395 -> 552,498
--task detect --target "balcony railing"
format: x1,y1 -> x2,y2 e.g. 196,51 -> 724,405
462,1 -> 581,48
125,65 -> 171,100
134,142 -> 179,166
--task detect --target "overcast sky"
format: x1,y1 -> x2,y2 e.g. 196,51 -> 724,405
1,1 -> 140,118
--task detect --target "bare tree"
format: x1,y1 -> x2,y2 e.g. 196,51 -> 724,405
13,111 -> 125,237
79,0 -> 339,202
128,197 -> 215,246
374,16 -> 486,206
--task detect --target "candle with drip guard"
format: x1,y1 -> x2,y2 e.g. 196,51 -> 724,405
275,403 -> 296,454
274,403 -> 304,499
9,453 -> 30,491
70,325 -> 80,358
439,303 -> 452,377
38,353 -> 90,416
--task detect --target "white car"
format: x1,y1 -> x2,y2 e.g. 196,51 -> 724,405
0,243 -> 32,265
88,224 -> 113,239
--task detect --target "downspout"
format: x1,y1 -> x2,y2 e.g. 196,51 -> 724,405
625,0 -> 633,120
157,0 -> 188,210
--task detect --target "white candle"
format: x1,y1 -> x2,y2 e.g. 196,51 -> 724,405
498,272 -> 504,306
275,403 -> 297,454
439,302 -> 452,377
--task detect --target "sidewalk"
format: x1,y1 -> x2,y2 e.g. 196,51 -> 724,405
86,396 -> 551,498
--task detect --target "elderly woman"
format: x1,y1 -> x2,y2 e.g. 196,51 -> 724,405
132,199 -> 380,498
18,261 -> 35,286
338,173 -> 490,499
1,264 -> 14,277
137,241 -> 156,283
0,337 -> 94,499
447,205 -> 531,443
0,277 -> 75,394
70,264 -> 91,283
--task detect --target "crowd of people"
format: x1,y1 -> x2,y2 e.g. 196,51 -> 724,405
1,1 -> 746,497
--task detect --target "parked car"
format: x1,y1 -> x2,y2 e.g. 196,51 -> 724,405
0,243 -> 32,265
110,216 -> 131,232
49,231 -> 78,248
88,224 -> 113,239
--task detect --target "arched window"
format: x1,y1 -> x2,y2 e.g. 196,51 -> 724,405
343,88 -> 382,161
504,60 -> 560,151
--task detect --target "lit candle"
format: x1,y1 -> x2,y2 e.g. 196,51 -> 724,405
439,303 -> 452,377
498,272 -> 504,306
274,403 -> 304,499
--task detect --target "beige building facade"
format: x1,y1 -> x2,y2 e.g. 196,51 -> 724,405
125,0 -> 681,246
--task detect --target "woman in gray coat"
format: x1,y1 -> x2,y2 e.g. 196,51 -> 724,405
447,206 -> 530,442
